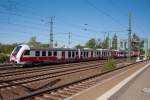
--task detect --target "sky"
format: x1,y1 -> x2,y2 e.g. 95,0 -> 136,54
0,0 -> 149,47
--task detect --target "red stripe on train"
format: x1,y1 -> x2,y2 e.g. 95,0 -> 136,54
20,56 -> 58,62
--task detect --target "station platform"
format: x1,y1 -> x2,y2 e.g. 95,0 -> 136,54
66,61 -> 150,100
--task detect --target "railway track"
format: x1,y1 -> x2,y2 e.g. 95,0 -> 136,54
0,60 -> 104,74
0,58 -> 136,100
0,59 -> 127,83
0,63 -> 18,70
14,59 -> 149,100
0,59 -> 126,88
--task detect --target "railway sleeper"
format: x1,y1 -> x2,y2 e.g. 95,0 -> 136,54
68,86 -> 83,91
73,84 -> 89,89
57,89 -> 74,95
63,88 -> 79,93
34,96 -> 57,100
43,93 -> 63,100
56,92 -> 71,97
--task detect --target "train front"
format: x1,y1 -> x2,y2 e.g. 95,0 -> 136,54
10,44 -> 30,64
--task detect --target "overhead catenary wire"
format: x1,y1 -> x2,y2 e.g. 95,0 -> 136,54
84,0 -> 126,29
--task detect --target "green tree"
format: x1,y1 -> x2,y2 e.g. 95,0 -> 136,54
85,38 -> 96,49
95,39 -> 102,48
27,36 -> 43,48
75,44 -> 84,49
112,34 -> 118,49
131,33 -> 144,52
0,43 -> 17,54
102,36 -> 109,49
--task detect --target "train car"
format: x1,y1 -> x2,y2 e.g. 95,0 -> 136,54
10,44 -> 80,65
10,44 -> 138,66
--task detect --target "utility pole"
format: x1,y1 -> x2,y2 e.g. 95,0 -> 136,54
128,13 -> 132,62
144,38 -> 148,60
68,32 -> 71,48
108,32 -> 110,58
48,16 -> 55,48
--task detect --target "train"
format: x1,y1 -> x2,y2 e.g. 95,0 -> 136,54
10,44 -> 138,66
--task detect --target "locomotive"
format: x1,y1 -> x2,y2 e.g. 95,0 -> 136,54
10,44 -> 138,66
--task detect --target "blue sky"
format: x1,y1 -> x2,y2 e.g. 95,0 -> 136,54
0,0 -> 149,47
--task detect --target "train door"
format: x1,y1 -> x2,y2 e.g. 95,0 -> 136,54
62,51 -> 65,60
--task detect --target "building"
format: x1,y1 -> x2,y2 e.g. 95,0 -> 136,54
118,39 -> 128,51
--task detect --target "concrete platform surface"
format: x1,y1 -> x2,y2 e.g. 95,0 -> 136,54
109,62 -> 150,100
66,61 -> 150,100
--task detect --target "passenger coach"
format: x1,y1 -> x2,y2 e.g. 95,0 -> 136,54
10,44 -> 137,66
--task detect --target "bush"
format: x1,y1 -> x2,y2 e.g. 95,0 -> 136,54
0,53 -> 9,63
102,58 -> 116,72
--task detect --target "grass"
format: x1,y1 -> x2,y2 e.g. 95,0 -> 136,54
102,58 -> 116,72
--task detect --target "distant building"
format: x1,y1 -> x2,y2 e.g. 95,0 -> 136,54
118,39 -> 128,50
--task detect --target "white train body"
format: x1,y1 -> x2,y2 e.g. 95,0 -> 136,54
10,44 -> 138,66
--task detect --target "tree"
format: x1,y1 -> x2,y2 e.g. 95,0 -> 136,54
85,38 -> 96,49
112,34 -> 118,49
131,33 -> 144,51
75,44 -> 84,49
102,36 -> 109,49
95,38 -> 102,48
0,43 -> 17,54
27,36 -> 43,48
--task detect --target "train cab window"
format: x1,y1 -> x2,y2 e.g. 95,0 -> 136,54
24,50 -> 30,56
48,51 -> 52,56
54,51 -> 57,56
35,51 -> 40,56
68,51 -> 71,58
42,51 -> 46,56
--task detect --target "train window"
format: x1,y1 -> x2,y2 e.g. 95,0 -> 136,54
14,46 -> 22,54
54,51 -> 57,56
68,51 -> 71,58
35,51 -> 40,56
48,51 -> 52,56
42,51 -> 46,56
24,50 -> 30,55
62,51 -> 65,57
81,52 -> 83,55
76,51 -> 78,56
72,52 -> 75,58
84,52 -> 86,57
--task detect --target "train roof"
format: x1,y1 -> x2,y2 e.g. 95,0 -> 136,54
30,48 -> 78,51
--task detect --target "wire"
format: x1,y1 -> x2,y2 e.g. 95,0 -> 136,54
84,0 -> 126,28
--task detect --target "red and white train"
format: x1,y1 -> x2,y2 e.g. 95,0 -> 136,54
10,44 -> 138,66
